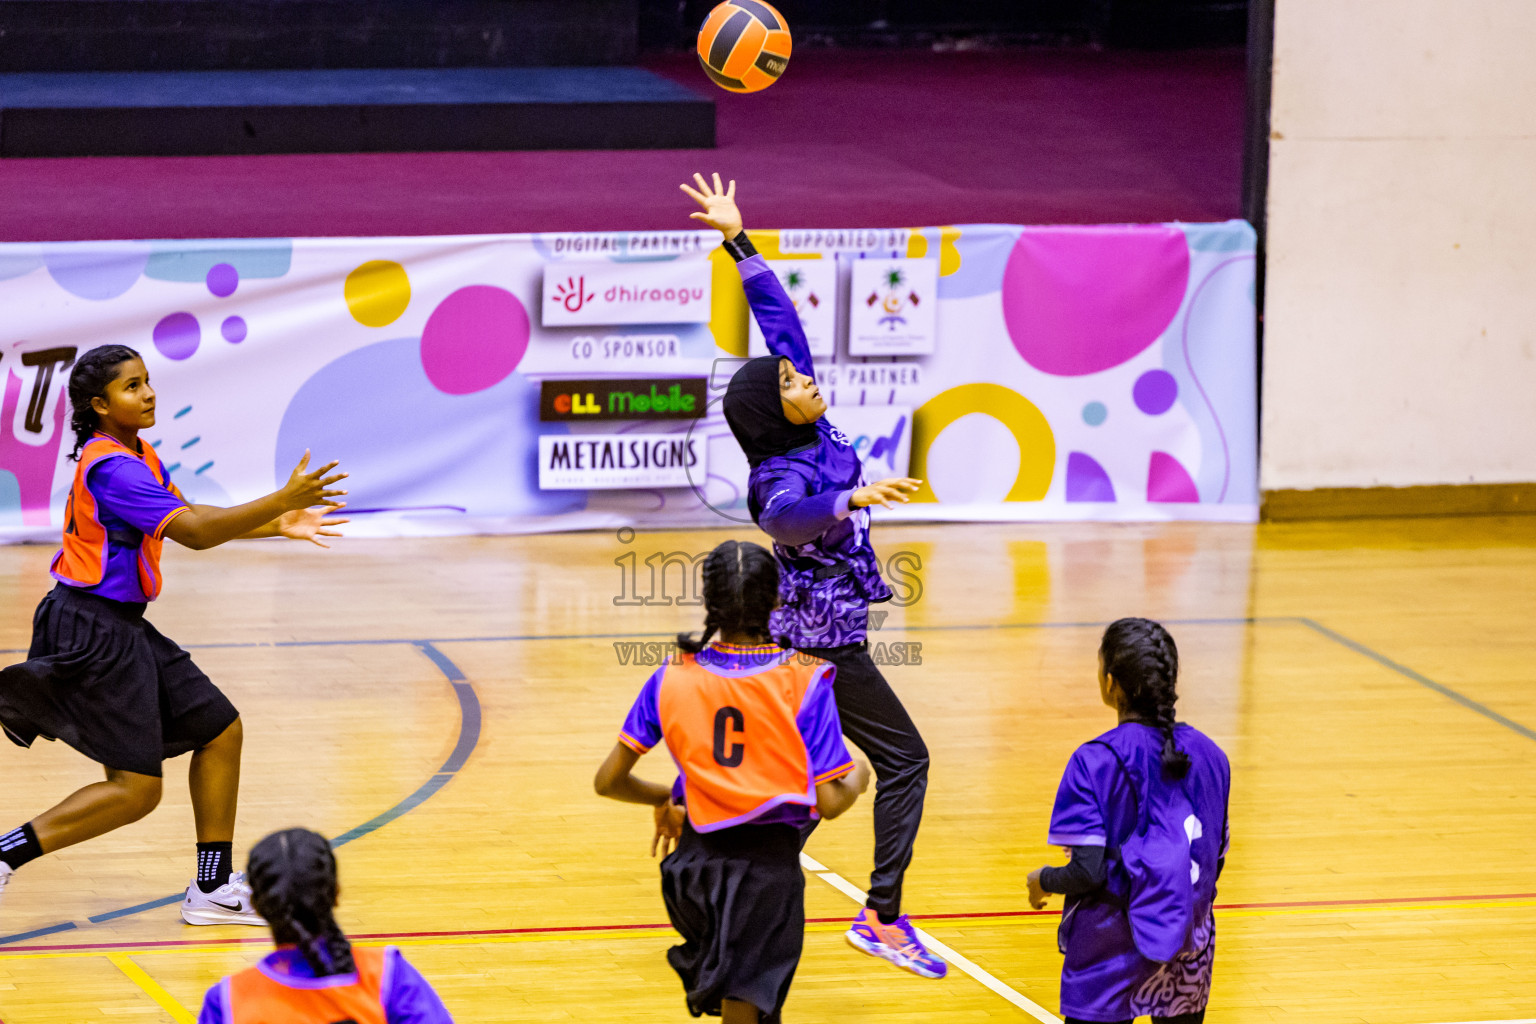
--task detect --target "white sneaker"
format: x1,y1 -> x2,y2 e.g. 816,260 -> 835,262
0,862 -> 13,909
181,870 -> 266,926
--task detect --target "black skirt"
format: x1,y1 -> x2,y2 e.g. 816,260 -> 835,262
661,821 -> 805,1023
0,584 -> 239,777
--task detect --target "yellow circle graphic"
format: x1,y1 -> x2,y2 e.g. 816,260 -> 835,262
345,260 -> 411,328
910,383 -> 1055,503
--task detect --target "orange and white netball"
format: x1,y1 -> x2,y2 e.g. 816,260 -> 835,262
696,0 -> 792,94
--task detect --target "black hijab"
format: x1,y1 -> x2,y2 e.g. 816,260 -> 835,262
722,355 -> 821,469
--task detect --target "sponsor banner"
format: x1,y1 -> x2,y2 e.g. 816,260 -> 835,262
748,259 -> 838,359
849,258 -> 938,356
0,222 -> 1258,542
543,261 -> 711,327
539,378 -> 706,421
538,433 -> 706,490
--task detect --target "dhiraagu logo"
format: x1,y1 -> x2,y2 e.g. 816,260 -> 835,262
550,275 -> 595,314
542,261 -> 712,327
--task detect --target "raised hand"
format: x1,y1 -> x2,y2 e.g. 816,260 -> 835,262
275,504 -> 350,548
680,172 -> 743,239
280,450 -> 348,512
851,477 -> 923,511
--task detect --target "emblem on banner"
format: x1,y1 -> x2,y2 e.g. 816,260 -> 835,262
849,258 -> 938,356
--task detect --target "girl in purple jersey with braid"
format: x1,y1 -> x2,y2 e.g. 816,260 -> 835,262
680,173 -> 945,980
1026,618 -> 1232,1024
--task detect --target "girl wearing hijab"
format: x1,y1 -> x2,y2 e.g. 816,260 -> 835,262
679,173 -> 945,980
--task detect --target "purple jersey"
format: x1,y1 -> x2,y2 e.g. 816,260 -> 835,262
619,642 -> 854,828
739,255 -> 893,648
52,454 -> 187,604
197,946 -> 454,1024
1047,722 -> 1231,1021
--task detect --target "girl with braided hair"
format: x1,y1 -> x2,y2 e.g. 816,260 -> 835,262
681,174 -> 947,980
197,828 -> 453,1022
0,346 -> 347,927
595,539 -> 870,1024
1026,618 -> 1232,1024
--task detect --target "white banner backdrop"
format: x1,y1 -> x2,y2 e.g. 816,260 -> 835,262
0,223 -> 1257,541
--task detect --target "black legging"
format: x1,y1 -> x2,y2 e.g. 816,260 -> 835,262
1065,1014 -> 1205,1024
800,642 -> 929,920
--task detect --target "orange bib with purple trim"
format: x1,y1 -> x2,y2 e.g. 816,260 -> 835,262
228,946 -> 388,1024
660,650 -> 827,831
50,433 -> 182,600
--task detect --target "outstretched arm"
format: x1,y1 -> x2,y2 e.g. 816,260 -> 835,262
755,463 -> 922,546
163,451 -> 347,551
681,173 -> 814,377
755,469 -> 855,547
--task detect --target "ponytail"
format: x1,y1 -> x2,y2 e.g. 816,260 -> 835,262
676,540 -> 782,654
1099,617 -> 1190,780
246,828 -> 355,976
65,345 -> 140,461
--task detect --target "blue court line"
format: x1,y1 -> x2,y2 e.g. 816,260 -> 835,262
0,641 -> 480,946
0,921 -> 77,944
1298,618 -> 1536,744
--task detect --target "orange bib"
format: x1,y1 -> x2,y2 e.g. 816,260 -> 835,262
50,433 -> 182,600
659,651 -> 829,831
228,946 -> 388,1024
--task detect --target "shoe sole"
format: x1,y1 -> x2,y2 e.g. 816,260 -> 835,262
181,906 -> 267,926
845,929 -> 948,979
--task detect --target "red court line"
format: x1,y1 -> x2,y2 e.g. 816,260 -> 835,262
1219,892 -> 1536,910
7,892 -> 1534,955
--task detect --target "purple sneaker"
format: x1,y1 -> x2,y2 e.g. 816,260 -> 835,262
845,908 -> 948,979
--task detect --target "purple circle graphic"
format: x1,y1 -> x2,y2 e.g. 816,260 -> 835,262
221,315 -> 248,343
420,285 -> 530,395
206,263 -> 239,298
153,312 -> 201,361
1133,369 -> 1178,415
42,242 -> 150,301
1001,226 -> 1189,376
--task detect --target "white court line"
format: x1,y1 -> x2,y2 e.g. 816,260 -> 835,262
799,852 -> 1063,1024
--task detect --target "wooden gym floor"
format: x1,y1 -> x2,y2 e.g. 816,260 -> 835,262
0,517 -> 1533,1023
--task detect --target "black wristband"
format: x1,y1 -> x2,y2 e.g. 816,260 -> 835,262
721,231 -> 758,262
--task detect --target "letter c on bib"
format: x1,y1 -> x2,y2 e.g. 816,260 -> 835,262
713,706 -> 745,767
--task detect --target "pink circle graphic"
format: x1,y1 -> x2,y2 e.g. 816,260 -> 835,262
1002,226 -> 1189,376
420,286 -> 530,395
153,312 -> 200,361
